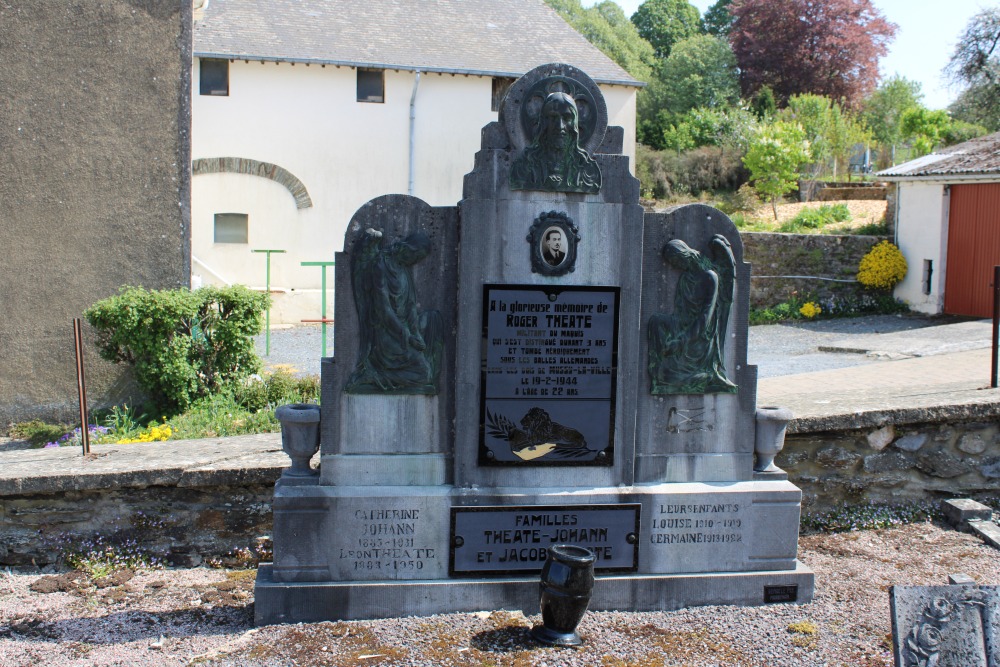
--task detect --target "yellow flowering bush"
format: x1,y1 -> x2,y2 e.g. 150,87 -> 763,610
857,240 -> 907,290
799,302 -> 822,318
117,423 -> 172,444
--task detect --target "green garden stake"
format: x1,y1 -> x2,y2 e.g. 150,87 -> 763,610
252,248 -> 286,355
301,260 -> 336,357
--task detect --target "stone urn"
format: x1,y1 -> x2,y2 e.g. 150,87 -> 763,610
275,403 -> 321,477
530,544 -> 596,647
754,406 -> 793,473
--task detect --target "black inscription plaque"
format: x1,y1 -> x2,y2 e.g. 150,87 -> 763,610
450,504 -> 640,575
764,585 -> 799,603
479,285 -> 619,466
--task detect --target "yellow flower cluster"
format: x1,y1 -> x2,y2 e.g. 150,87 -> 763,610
857,240 -> 907,290
799,302 -> 822,318
117,424 -> 173,444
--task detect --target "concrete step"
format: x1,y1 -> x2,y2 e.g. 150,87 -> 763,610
968,519 -> 1000,549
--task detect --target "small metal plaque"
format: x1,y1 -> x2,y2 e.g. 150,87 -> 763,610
479,284 -> 619,466
764,584 -> 799,603
450,504 -> 639,575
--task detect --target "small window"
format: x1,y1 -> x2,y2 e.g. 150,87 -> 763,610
923,259 -> 933,295
200,58 -> 229,96
357,69 -> 384,103
214,213 -> 248,243
492,77 -> 514,112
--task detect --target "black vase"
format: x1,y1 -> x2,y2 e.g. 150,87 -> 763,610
530,544 -> 596,647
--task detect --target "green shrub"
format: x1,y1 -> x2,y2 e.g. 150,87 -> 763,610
636,145 -> 748,200
232,369 -> 320,412
85,285 -> 269,412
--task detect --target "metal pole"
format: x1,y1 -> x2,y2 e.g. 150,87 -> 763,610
992,265 -> 1000,388
73,318 -> 91,455
301,261 -> 336,357
252,249 -> 286,356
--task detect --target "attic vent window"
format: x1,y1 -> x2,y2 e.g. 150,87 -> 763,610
492,77 -> 515,112
200,58 -> 229,96
357,69 -> 384,103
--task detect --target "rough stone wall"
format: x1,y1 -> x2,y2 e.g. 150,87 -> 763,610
1,484 -> 273,567
798,180 -> 888,202
816,187 -> 887,201
780,419 -> 1000,512
743,232 -> 886,309
0,1 -> 192,429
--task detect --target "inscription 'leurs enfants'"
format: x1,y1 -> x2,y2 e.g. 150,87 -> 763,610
340,508 -> 436,573
649,503 -> 744,545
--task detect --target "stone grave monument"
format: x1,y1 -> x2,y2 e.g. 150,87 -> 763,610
254,63 -> 814,625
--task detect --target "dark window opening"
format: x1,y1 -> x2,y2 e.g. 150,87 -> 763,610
923,259 -> 933,295
214,213 -> 248,243
357,69 -> 384,103
200,58 -> 229,96
492,77 -> 514,112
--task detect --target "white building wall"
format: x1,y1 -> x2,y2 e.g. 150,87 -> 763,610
893,180 -> 949,314
192,58 -> 638,323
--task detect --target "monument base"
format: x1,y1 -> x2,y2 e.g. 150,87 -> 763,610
254,561 -> 814,625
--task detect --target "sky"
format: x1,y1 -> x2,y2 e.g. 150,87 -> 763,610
584,0 -> 992,109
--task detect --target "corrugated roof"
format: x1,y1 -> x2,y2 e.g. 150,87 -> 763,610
877,131 -> 1000,179
194,0 -> 641,87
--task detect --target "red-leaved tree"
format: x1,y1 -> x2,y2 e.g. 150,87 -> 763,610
728,0 -> 897,108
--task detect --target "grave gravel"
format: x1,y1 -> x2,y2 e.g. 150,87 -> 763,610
2,521 -> 998,666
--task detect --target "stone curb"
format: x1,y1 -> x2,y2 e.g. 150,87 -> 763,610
0,434 -> 286,497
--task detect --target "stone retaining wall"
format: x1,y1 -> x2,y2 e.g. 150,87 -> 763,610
780,417 -> 1000,512
1,483 -> 276,568
798,180 -> 888,202
743,232 -> 886,309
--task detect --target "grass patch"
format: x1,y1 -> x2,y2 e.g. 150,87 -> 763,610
16,369 -> 319,448
778,203 -> 851,233
750,292 -> 909,325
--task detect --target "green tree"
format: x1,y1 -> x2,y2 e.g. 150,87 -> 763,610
661,106 -> 759,152
703,0 -> 734,37
743,121 -> 810,219
631,0 -> 703,59
661,35 -> 739,115
546,0 -> 657,80
900,107 -> 951,157
751,86 -> 777,120
782,94 -> 869,179
862,75 -> 923,166
945,7 -> 1000,131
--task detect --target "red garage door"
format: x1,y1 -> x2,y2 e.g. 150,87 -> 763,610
944,183 -> 1000,318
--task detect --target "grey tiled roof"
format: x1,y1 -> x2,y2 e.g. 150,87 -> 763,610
194,0 -> 641,86
877,132 -> 1000,179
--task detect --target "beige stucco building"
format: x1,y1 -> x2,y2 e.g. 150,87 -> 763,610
192,0 -> 642,323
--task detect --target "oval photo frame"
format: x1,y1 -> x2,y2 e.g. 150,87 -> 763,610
526,211 -> 580,277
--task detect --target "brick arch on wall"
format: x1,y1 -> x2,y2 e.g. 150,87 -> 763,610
192,157 -> 313,209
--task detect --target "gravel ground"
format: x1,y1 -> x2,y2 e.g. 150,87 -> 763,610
259,313 -> 952,380
2,521 -> 998,666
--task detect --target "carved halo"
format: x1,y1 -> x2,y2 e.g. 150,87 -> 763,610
501,63 -> 608,154
527,211 -> 580,277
